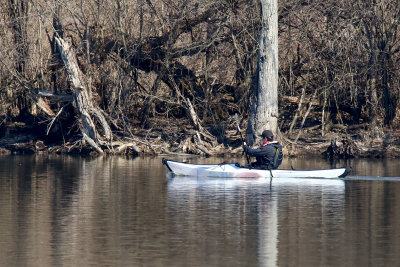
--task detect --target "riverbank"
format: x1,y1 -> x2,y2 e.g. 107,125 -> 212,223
1,119 -> 400,158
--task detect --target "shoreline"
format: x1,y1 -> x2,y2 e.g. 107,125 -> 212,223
1,126 -> 400,159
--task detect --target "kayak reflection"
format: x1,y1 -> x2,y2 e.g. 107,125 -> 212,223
167,174 -> 346,190
166,174 -> 345,266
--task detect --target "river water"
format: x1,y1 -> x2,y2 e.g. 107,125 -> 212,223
0,154 -> 399,266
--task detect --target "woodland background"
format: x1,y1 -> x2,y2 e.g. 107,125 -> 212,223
1,0 -> 400,156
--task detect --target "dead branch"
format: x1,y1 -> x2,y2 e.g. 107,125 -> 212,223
293,88 -> 319,143
46,105 -> 65,135
288,87 -> 306,135
38,90 -> 74,102
82,132 -> 103,153
33,96 -> 55,116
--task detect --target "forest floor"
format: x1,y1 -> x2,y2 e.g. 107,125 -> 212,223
1,117 -> 400,159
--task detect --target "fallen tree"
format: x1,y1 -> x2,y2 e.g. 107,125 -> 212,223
54,36 -> 112,153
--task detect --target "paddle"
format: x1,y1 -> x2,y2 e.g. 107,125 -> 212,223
235,113 -> 250,165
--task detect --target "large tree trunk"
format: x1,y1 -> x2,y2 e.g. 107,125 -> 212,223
246,0 -> 279,146
55,37 -> 112,153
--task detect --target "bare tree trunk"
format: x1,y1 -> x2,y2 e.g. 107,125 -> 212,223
246,0 -> 279,146
364,3 -> 384,135
321,88 -> 328,136
51,4 -> 63,93
9,0 -> 30,74
366,23 -> 380,130
55,37 -> 112,153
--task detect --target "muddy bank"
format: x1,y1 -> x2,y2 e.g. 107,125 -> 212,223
1,121 -> 400,159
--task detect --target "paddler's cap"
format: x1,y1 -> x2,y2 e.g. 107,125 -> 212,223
260,130 -> 273,139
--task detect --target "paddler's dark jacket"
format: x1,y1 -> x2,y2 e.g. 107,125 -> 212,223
243,141 -> 281,169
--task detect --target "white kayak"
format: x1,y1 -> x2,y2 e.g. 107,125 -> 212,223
163,159 -> 351,179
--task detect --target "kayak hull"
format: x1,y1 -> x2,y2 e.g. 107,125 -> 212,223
163,159 -> 351,179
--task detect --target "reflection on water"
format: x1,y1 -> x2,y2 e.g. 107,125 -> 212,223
0,155 -> 168,266
167,176 -> 345,266
0,155 -> 399,266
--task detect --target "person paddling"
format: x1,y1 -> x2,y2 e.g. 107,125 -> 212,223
243,130 -> 283,169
